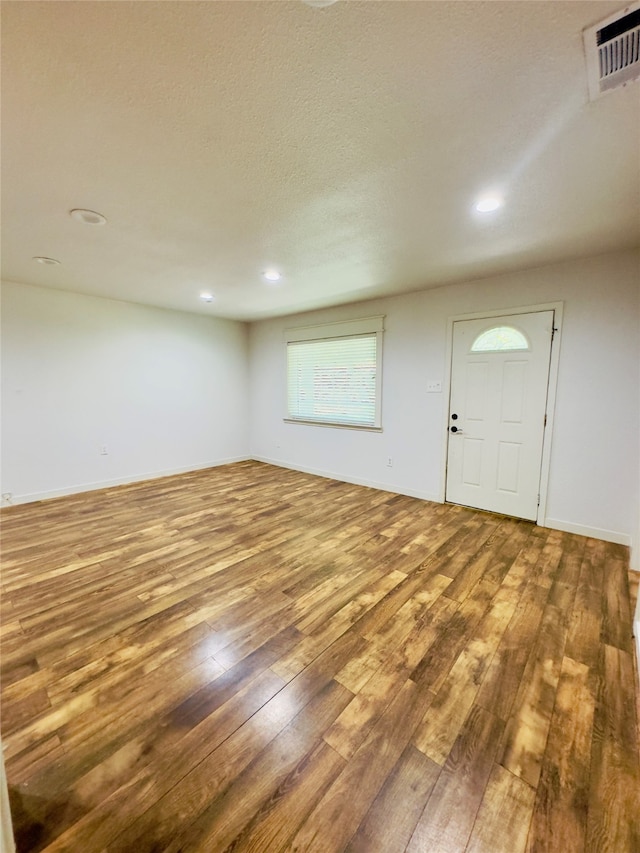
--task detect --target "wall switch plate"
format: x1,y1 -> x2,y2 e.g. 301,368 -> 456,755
100,445 -> 108,455
426,380 -> 442,393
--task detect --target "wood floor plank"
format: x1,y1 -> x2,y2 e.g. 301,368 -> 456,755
442,517 -> 525,603
334,580 -> 455,695
405,704 -> 505,852
525,655 -> 596,853
3,735 -> 66,788
600,546 -> 634,654
519,529 -> 563,592
221,741 -> 346,853
323,592 -> 448,760
268,569 -> 407,681
410,579 -> 496,693
545,531 -> 584,615
31,671 -> 288,852
475,578 -> 549,722
585,644 -> 640,853
466,764 -> 536,853
413,587 -> 516,765
499,600 -> 567,788
285,678 -> 430,853
565,538 -> 606,668
100,638 -> 363,852
46,616 -> 217,704
1,688 -> 51,736
344,744 -> 440,853
0,461 -> 637,853
21,630 -> 302,850
157,681 -> 353,853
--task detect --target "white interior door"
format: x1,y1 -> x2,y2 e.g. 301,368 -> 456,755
446,311 -> 554,521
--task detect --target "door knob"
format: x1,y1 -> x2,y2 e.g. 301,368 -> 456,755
450,425 -> 462,433
451,413 -> 458,420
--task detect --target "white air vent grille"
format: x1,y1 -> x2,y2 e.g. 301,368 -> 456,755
584,2 -> 640,99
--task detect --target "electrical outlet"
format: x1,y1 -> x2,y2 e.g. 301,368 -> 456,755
2,493 -> 13,506
387,457 -> 393,467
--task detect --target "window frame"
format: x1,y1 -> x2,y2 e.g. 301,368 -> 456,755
283,316 -> 384,430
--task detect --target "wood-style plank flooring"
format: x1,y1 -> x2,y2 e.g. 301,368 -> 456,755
1,461 -> 639,852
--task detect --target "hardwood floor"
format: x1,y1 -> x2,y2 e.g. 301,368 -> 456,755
1,460 -> 638,852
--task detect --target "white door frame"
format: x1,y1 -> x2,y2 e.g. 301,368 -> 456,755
439,302 -> 563,526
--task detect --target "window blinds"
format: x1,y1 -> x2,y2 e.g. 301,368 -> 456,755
284,317 -> 383,428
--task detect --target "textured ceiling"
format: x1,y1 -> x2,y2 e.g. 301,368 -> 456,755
2,1 -> 638,321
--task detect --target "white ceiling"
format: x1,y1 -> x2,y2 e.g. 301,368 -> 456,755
2,1 -> 638,321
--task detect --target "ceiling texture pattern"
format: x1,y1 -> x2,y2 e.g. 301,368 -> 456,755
2,1 -> 638,320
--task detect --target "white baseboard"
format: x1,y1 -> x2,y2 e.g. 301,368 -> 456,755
4,461 -> 635,566
251,455 -> 441,503
1,456 -> 251,507
634,594 -> 640,691
0,743 -> 15,853
543,517 -> 631,547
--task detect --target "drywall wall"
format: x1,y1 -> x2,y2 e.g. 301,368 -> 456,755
1,281 -> 250,502
3,252 -> 639,562
249,250 -> 640,560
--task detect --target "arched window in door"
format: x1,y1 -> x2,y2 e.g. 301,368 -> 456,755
470,325 -> 529,352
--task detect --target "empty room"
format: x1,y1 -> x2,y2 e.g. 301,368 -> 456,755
1,1 -> 639,852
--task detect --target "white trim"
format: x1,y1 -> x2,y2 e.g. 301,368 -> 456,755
283,419 -> 382,432
251,455 -> 440,503
537,305 -> 563,527
441,302 -> 564,528
543,517 -> 631,546
0,456 -> 250,507
4,455 -> 633,557
283,315 -> 384,343
0,744 -> 15,853
634,589 -> 640,689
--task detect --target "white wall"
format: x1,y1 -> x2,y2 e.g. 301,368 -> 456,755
1,281 -> 250,503
3,252 -> 639,562
249,250 -> 640,560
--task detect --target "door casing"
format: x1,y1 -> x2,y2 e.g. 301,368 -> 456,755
439,302 -> 563,526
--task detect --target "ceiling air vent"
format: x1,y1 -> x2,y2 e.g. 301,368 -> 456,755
583,2 -> 640,99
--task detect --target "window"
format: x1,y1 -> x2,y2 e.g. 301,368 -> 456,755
470,325 -> 529,352
285,317 -> 384,429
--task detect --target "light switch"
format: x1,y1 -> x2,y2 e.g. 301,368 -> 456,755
426,380 -> 442,393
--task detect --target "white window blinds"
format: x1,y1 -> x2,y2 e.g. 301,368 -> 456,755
285,317 -> 383,429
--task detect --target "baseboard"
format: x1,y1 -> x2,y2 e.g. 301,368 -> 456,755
1,456 -> 251,507
4,461 -> 634,562
0,744 -> 15,853
543,517 -> 631,547
634,598 -> 640,693
251,455 -> 441,503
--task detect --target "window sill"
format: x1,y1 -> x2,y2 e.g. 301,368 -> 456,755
284,418 -> 383,432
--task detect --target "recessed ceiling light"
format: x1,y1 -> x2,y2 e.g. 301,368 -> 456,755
200,293 -> 215,302
33,256 -> 61,265
475,196 -> 503,213
70,208 -> 107,225
263,269 -> 281,282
